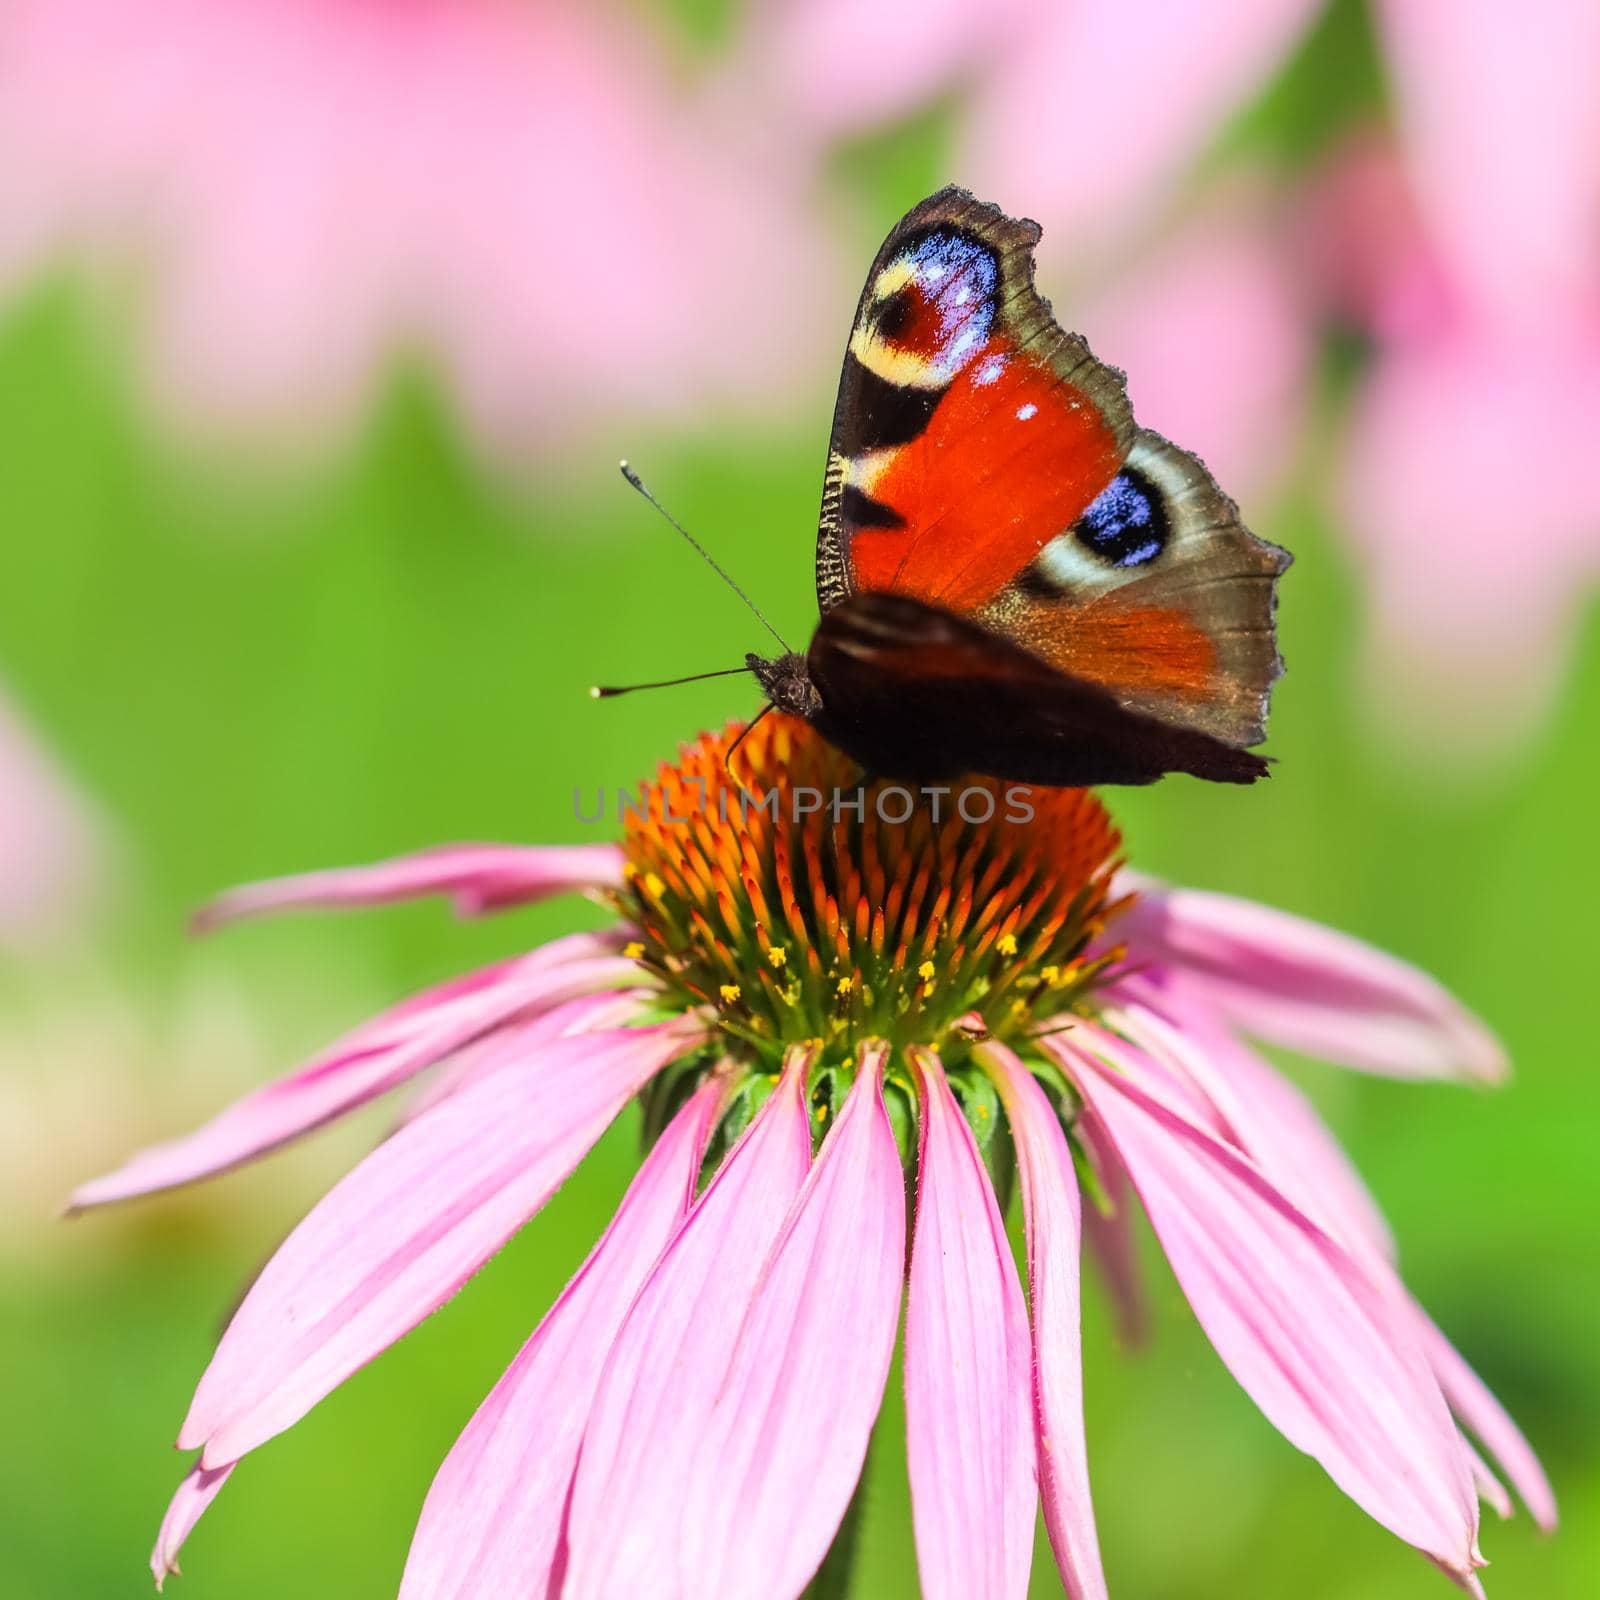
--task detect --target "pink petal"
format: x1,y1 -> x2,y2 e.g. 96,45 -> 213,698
399,1075 -> 727,1600
66,938 -> 638,1211
562,1049 -> 815,1598
1463,1439 -> 1514,1523
1112,980 -> 1396,1261
905,1046 -> 1035,1600
1052,1029 -> 1482,1584
395,988 -> 650,1127
348,928 -> 628,1047
1074,1112 -> 1149,1349
1417,1312 -> 1558,1532
151,1459 -> 234,1589
1115,980 -> 1554,1529
179,1018 -> 701,1465
677,1046 -> 907,1598
1116,874 -> 1506,1082
979,1043 -> 1107,1600
192,842 -> 624,930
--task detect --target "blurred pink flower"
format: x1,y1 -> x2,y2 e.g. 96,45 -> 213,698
1374,0 -> 1600,341
749,0 -> 1319,267
0,0 -> 830,467
1308,0 -> 1600,757
1309,138 -> 1600,757
1074,188 -> 1310,500
73,722 -> 1548,1596
741,5 -> 1317,507
1319,5 -> 1600,767
1337,306 -> 1600,760
0,687 -> 103,947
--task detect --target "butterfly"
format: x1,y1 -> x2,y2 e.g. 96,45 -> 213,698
736,186 -> 1290,788
603,187 -> 1288,786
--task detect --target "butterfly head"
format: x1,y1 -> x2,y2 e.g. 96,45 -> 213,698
748,651 -> 822,722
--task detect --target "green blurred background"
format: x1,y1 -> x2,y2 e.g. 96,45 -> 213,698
1,2 -> 1595,1596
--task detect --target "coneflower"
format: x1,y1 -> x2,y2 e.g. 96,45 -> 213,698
72,716 -> 1553,1598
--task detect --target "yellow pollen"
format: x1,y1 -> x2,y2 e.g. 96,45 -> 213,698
622,941 -> 645,960
615,717 -> 1123,1059
815,1104 -> 828,1123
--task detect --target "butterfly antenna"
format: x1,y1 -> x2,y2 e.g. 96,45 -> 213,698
591,666 -> 751,700
619,461 -> 790,653
724,702 -> 776,784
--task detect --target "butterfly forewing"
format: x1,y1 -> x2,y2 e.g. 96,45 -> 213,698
815,187 -> 1134,615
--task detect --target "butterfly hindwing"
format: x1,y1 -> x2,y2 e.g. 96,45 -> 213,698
980,429 -> 1291,747
816,186 -> 1135,616
808,592 -> 1269,787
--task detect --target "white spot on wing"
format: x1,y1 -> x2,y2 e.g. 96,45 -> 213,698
948,327 -> 980,362
1016,402 -> 1038,421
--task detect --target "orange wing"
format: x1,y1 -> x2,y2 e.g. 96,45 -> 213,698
814,189 -> 1288,752
815,188 -> 1132,615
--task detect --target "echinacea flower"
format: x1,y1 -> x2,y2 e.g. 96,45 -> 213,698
72,718 -> 1551,1597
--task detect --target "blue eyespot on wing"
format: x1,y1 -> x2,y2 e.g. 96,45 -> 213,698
1075,470 -> 1168,568
979,430 -> 1290,748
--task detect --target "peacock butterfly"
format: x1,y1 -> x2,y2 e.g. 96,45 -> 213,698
613,187 -> 1290,788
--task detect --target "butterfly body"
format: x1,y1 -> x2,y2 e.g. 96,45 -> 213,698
756,185 -> 1289,788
